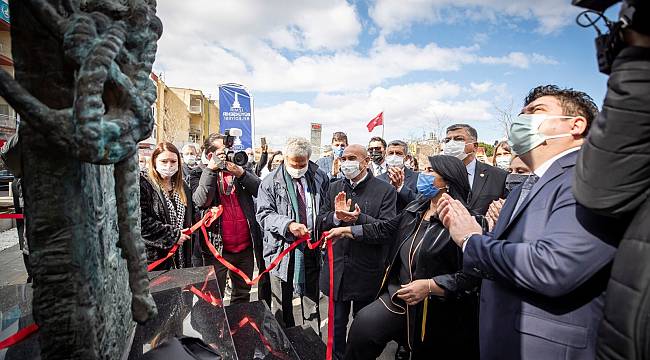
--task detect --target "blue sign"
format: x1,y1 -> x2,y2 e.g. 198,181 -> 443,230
219,84 -> 253,149
0,2 -> 9,24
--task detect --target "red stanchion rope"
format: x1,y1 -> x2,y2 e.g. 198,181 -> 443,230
0,213 -> 23,219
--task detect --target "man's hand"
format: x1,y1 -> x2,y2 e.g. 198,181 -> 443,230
486,198 -> 505,232
323,226 -> 353,246
332,157 -> 341,177
225,162 -> 245,178
288,222 -> 309,238
437,193 -> 482,247
387,167 -> 405,189
207,150 -> 227,171
396,279 -> 431,305
334,192 -> 361,223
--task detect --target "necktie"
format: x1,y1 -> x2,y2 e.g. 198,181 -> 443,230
511,174 -> 539,219
295,179 -> 308,226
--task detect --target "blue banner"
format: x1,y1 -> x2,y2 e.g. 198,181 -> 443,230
219,84 -> 253,149
0,1 -> 9,24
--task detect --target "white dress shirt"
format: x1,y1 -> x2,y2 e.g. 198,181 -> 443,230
372,161 -> 387,176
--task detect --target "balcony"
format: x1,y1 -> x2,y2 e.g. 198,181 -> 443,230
0,113 -> 16,130
189,95 -> 202,115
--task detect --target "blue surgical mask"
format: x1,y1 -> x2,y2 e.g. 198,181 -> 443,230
333,146 -> 345,158
508,114 -> 574,155
416,173 -> 441,199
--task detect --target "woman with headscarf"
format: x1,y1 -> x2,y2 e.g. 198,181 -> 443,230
325,155 -> 485,359
140,142 -> 195,269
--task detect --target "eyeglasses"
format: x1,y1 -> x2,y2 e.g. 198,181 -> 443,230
442,136 -> 468,143
368,147 -> 383,152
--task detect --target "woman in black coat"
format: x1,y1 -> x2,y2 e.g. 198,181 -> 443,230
325,155 -> 485,359
140,142 -> 195,270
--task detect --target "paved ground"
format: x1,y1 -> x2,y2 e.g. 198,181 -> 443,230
0,230 -> 397,359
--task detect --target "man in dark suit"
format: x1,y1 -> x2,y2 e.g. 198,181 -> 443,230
437,85 -> 627,360
318,144 -> 397,359
377,140 -> 418,211
443,124 -> 507,215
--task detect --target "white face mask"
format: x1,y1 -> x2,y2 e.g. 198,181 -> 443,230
443,140 -> 469,160
286,165 -> 308,179
509,114 -> 575,155
495,155 -> 511,170
340,160 -> 362,179
156,163 -> 178,178
183,154 -> 197,166
385,155 -> 404,168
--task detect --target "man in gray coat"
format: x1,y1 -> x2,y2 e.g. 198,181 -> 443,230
256,137 -> 329,334
438,85 -> 627,360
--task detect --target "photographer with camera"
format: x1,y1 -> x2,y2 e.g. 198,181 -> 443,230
572,1 -> 650,358
191,131 -> 271,306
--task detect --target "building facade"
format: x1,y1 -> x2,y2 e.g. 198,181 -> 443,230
0,0 -> 17,147
149,74 -> 219,149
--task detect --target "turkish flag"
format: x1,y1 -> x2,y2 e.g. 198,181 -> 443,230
367,112 -> 384,132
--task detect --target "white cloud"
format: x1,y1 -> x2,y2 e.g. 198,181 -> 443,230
370,0 -> 579,35
478,52 -> 558,69
255,81 -> 502,149
156,0 -> 361,52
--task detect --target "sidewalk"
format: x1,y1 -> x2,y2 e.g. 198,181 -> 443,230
0,227 -> 28,286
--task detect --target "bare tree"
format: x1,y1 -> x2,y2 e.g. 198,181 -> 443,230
494,99 -> 516,138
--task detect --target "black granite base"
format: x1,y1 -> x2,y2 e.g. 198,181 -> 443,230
225,301 -> 300,360
284,326 -> 327,360
128,266 -> 238,359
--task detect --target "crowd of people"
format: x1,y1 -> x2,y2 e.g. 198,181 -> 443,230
128,82 -> 633,360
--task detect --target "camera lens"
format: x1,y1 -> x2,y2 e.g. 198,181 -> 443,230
231,151 -> 249,166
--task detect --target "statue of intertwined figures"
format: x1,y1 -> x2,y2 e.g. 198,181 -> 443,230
0,0 -> 162,358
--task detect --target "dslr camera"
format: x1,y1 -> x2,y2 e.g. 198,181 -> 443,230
218,128 -> 248,169
573,0 -> 649,74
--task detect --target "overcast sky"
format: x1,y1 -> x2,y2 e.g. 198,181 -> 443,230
153,0 -> 613,149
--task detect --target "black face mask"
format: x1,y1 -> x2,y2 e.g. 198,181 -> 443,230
505,173 -> 528,192
370,150 -> 384,164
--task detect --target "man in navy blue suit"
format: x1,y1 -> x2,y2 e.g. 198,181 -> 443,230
437,85 -> 627,360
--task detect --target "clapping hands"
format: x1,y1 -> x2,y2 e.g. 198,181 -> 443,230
334,191 -> 361,223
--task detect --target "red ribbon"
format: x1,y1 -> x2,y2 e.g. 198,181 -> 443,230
0,323 -> 38,350
0,213 -> 23,219
147,207 -> 223,271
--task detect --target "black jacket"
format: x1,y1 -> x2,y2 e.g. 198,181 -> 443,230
468,161 -> 507,215
317,170 -> 397,301
190,166 -> 263,258
377,167 -> 418,212
574,46 -> 650,360
353,197 -> 482,355
139,172 -> 195,269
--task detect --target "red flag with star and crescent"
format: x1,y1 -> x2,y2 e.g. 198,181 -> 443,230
367,112 -> 383,132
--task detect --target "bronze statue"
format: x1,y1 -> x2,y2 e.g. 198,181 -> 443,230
0,0 -> 162,358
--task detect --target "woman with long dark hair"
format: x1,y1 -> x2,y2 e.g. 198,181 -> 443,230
325,155 -> 484,359
140,142 -> 195,269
